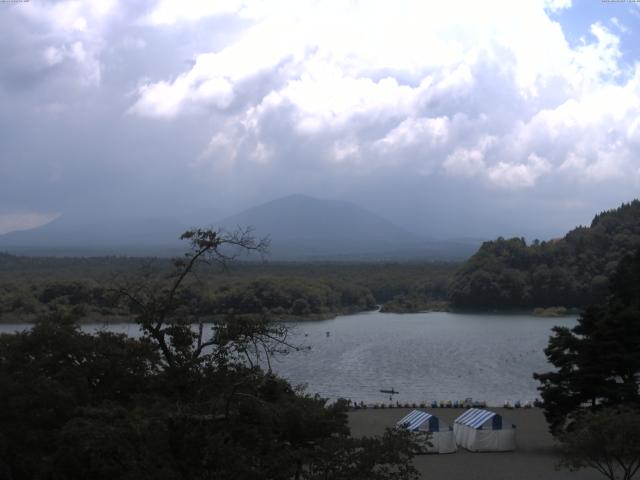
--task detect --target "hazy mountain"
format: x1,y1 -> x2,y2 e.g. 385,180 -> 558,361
0,215 -> 191,256
0,194 -> 480,259
216,194 -> 478,260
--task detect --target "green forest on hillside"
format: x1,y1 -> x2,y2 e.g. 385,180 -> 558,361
449,200 -> 640,310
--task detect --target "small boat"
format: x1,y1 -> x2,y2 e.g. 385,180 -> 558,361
326,331 -> 330,337
380,388 -> 399,395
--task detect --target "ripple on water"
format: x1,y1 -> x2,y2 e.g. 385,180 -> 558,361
271,311 -> 576,405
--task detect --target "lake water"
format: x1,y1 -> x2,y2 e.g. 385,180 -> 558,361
0,311 -> 576,406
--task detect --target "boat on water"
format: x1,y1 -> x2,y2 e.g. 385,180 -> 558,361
380,388 -> 399,395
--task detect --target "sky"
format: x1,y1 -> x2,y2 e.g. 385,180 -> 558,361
1,0 -> 640,239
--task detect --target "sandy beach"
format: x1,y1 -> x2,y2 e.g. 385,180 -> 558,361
348,407 -> 602,480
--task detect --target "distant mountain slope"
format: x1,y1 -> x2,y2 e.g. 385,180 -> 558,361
449,200 -> 640,309
0,194 -> 479,259
0,216 -> 191,256
216,194 -> 424,259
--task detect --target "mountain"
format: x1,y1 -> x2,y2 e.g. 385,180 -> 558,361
216,194 -> 478,260
0,216 -> 192,256
0,195 -> 480,259
449,200 -> 640,310
216,194 -> 413,258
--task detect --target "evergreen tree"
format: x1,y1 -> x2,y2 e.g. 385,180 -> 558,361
534,248 -> 640,434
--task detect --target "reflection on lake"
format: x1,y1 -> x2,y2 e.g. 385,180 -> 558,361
0,311 -> 576,406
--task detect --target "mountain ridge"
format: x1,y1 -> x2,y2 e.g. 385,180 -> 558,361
0,195 -> 480,260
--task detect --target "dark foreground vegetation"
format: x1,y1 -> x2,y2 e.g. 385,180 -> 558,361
0,253 -> 455,322
450,200 -> 640,310
0,229 -> 420,480
534,247 -> 640,480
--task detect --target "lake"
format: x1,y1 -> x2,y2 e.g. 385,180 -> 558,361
0,311 -> 576,406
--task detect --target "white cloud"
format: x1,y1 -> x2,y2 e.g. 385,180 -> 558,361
0,212 -> 59,235
332,138 -> 360,163
142,0 -> 247,26
444,148 -> 486,178
43,46 -> 65,66
5,0 -> 640,233
610,17 -> 629,34
487,154 -> 552,189
19,0 -> 121,86
377,117 -> 450,150
443,136 -> 497,178
544,0 -> 572,12
120,1 -> 640,194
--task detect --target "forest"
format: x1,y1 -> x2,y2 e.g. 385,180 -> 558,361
2,200 -> 640,322
0,254 -> 455,322
449,200 -> 640,310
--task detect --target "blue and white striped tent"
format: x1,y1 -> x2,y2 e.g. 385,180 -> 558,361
453,408 -> 516,452
396,410 -> 439,431
396,410 -> 456,453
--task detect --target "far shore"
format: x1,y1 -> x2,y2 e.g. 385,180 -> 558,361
349,407 -> 600,480
0,306 -> 581,325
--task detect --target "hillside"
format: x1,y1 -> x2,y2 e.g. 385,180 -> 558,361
448,200 -> 640,310
217,194 -> 477,260
216,194 -> 420,258
0,195 -> 478,260
0,216 -> 191,256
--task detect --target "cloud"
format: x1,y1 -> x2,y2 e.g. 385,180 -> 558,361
141,0 -> 247,26
125,0 -> 638,193
610,17 -> 629,34
544,0 -> 572,12
2,0 -> 640,239
487,154 -> 552,189
0,212 -> 59,236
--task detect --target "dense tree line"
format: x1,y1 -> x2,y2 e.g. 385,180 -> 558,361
449,200 -> 640,310
0,229 -> 420,480
0,255 -> 456,322
0,277 -> 375,323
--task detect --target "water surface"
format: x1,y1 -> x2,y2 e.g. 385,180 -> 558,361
0,311 -> 576,405
271,311 -> 575,405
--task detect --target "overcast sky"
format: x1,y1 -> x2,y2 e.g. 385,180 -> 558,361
1,0 -> 640,239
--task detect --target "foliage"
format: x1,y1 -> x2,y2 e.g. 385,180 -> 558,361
379,294 -> 448,313
450,200 -> 640,310
558,407 -> 640,480
0,254 -> 457,322
533,247 -> 640,434
303,428 -> 421,480
0,228 -> 420,480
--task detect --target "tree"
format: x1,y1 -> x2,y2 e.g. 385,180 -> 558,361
534,248 -> 640,434
558,407 -> 640,480
0,313 -> 159,479
449,200 -> 640,310
0,227 -> 420,480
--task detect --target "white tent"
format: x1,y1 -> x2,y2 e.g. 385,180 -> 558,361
453,408 -> 516,452
396,410 -> 457,454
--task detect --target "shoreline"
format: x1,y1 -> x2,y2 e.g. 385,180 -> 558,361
0,306 -> 580,325
349,407 -> 600,480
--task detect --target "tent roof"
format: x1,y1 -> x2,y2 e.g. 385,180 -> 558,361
454,408 -> 499,429
396,410 -> 435,431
